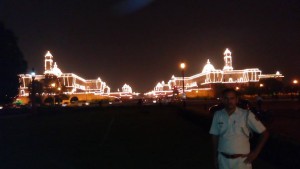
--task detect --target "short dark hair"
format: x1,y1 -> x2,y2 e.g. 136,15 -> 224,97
222,88 -> 239,97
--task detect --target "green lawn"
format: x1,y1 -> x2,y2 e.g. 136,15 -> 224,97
0,106 -> 276,169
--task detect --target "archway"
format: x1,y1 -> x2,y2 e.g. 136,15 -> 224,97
44,97 -> 54,105
70,96 -> 79,103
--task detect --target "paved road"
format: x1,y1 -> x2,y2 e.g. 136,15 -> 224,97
0,106 -> 276,169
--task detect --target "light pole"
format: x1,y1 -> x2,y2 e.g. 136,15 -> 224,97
292,79 -> 299,100
259,83 -> 264,95
259,83 -> 264,88
31,68 -> 36,112
293,79 -> 298,85
180,63 -> 186,107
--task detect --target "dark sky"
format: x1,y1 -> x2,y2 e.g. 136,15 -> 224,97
1,0 -> 300,92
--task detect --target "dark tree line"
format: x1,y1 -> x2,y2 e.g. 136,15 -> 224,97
0,22 -> 27,104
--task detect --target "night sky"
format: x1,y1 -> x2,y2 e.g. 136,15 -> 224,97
1,0 -> 299,92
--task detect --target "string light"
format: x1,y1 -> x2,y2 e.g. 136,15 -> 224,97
19,50 -> 114,97
149,48 -> 284,95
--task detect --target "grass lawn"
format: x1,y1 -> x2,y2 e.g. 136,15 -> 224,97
0,106 -> 276,169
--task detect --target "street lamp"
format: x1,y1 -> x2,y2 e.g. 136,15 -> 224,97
180,63 -> 186,69
293,79 -> 298,85
292,79 -> 299,99
180,63 -> 186,97
31,71 -> 36,80
31,68 -> 36,112
180,63 -> 186,108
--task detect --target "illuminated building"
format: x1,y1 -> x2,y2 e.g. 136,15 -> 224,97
109,83 -> 140,98
18,51 -> 111,103
147,48 -> 284,97
18,51 -> 141,104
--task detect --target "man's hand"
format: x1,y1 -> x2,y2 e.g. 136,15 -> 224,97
244,151 -> 259,164
244,130 -> 269,164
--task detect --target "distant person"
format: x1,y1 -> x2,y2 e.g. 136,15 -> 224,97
137,99 -> 143,106
158,98 -> 162,106
209,88 -> 269,169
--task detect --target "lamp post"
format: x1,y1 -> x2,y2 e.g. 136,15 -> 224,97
292,79 -> 299,100
259,83 -> 264,95
180,63 -> 186,107
293,79 -> 298,85
31,68 -> 36,112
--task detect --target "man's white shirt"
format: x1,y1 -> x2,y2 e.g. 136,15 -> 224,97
209,107 -> 266,154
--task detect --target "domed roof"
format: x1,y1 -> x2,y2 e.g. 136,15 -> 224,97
52,62 -> 62,77
202,59 -> 215,73
156,82 -> 163,88
122,83 -> 132,93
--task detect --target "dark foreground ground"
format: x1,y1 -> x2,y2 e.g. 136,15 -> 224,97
0,106 -> 279,169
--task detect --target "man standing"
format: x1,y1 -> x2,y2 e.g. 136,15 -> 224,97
210,88 -> 269,169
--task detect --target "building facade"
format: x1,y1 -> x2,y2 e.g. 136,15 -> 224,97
19,51 -> 111,98
18,51 -> 141,105
147,48 -> 284,97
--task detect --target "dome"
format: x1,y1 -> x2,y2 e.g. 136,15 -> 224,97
156,82 -> 163,88
52,62 -> 62,77
202,59 -> 215,73
122,84 -> 132,93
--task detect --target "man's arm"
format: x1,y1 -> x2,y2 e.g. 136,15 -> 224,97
212,135 -> 219,169
244,130 -> 269,164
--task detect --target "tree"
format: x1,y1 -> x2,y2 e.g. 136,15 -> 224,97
212,83 -> 228,98
244,84 -> 259,95
28,80 -> 44,95
261,79 -> 284,95
0,22 -> 27,104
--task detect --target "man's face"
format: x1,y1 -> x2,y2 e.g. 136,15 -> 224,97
222,91 -> 238,110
